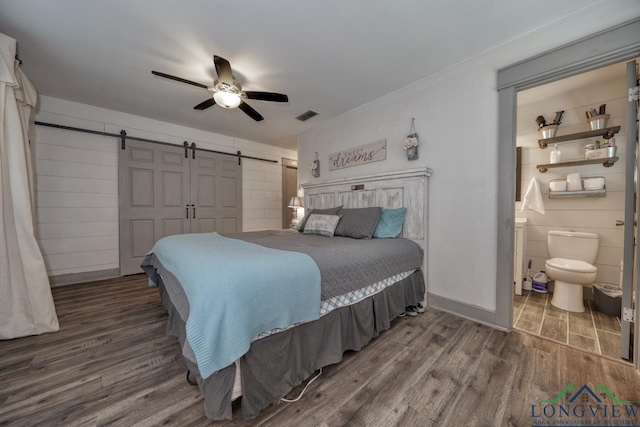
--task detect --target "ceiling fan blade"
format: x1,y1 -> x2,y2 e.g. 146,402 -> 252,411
194,98 -> 216,110
238,101 -> 264,121
151,71 -> 209,89
213,55 -> 234,83
244,91 -> 289,103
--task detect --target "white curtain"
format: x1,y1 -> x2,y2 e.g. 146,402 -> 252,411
0,33 -> 59,339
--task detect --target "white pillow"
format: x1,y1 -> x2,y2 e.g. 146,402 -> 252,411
302,214 -> 341,237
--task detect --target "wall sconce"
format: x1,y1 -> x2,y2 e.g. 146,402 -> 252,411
309,152 -> 320,178
403,118 -> 419,161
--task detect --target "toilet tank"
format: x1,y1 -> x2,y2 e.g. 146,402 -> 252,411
548,231 -> 599,263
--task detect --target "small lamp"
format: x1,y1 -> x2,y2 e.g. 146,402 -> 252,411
288,196 -> 303,228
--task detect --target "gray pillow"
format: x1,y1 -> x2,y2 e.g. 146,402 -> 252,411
298,206 -> 342,232
303,214 -> 342,237
334,207 -> 383,239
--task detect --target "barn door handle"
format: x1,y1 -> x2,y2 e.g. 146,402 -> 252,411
192,204 -> 196,218
186,205 -> 190,219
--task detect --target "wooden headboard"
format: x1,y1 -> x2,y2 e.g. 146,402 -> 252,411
301,168 -> 432,249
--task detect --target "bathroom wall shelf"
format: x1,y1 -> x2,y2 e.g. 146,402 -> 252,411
538,126 -> 620,149
537,156 -> 618,173
549,189 -> 606,199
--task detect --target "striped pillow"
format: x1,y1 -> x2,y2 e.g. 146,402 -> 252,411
303,214 -> 342,237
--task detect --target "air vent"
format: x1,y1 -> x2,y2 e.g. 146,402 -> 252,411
296,110 -> 318,122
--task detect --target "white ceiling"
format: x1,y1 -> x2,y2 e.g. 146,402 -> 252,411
0,0 -> 600,149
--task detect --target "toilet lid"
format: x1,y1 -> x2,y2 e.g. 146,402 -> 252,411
546,258 -> 597,273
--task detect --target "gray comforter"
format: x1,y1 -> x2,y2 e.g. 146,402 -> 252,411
227,229 -> 423,299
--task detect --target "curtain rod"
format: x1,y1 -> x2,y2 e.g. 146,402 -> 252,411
34,121 -> 279,164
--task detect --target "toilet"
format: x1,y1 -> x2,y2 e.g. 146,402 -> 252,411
545,231 -> 599,313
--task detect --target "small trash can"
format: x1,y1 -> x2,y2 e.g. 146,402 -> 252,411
593,283 -> 622,316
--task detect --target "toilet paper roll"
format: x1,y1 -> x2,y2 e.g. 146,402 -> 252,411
566,173 -> 582,191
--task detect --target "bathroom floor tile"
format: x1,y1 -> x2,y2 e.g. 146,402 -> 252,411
513,307 -> 522,321
589,304 -> 620,333
539,317 -> 567,343
515,318 -> 540,334
572,302 -> 593,317
513,293 -> 527,309
568,333 -> 598,353
527,291 -> 548,305
568,312 -> 596,339
544,301 -> 567,320
513,292 -> 626,363
519,302 -> 545,324
597,330 -> 621,359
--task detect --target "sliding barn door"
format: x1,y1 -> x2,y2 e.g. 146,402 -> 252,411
190,151 -> 242,234
119,142 -> 243,275
119,141 -> 190,275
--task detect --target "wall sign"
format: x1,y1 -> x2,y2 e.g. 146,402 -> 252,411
328,139 -> 387,171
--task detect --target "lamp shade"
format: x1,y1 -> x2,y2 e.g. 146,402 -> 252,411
213,91 -> 241,109
288,196 -> 303,208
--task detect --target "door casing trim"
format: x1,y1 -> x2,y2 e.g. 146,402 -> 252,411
496,18 -> 640,370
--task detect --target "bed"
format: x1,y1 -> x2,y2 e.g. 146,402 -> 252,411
141,168 -> 432,420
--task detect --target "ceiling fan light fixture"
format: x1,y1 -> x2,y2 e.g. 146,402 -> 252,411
152,55 -> 287,121
213,91 -> 241,109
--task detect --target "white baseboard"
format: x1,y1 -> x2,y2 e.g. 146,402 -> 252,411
49,268 -> 120,286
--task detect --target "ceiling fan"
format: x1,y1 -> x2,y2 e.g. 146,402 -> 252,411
151,55 -> 289,121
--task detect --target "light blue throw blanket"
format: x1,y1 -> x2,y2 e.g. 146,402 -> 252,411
149,233 -> 321,379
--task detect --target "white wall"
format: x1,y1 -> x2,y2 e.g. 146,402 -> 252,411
516,77 -> 626,286
298,3 -> 640,312
34,96 -> 296,277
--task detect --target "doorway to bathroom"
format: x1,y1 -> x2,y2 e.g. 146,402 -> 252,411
512,58 -> 638,364
282,158 -> 299,228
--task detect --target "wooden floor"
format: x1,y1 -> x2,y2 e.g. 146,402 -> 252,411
1,276 -> 639,427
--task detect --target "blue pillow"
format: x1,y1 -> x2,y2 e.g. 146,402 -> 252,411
373,208 -> 407,238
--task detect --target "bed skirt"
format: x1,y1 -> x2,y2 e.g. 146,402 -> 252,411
153,269 -> 425,420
